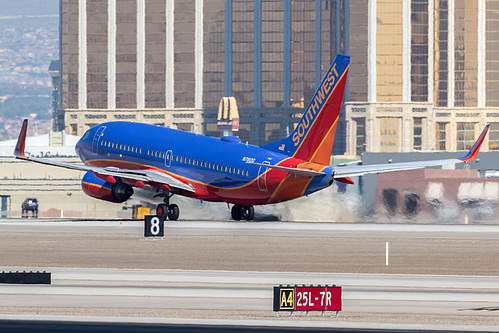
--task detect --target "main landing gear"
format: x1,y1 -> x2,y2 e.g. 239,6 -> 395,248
231,204 -> 255,221
156,194 -> 179,220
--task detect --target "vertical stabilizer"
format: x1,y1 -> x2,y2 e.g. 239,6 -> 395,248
261,54 -> 350,165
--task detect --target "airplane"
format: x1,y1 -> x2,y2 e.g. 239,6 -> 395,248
14,54 -> 490,221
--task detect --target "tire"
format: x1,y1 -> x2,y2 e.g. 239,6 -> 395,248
168,204 -> 179,220
231,204 -> 243,221
243,206 -> 254,221
156,203 -> 168,217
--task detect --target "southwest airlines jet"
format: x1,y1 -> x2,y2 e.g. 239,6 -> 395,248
14,54 -> 489,221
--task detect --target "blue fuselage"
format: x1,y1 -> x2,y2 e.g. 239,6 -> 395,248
76,122 -> 333,204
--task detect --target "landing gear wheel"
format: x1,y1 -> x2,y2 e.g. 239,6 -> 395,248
156,203 -> 168,218
242,206 -> 254,221
167,204 -> 179,220
231,204 -> 243,221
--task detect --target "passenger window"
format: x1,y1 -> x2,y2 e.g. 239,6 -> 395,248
246,170 -> 250,176
176,156 -> 179,162
180,156 -> 184,163
209,162 -> 212,169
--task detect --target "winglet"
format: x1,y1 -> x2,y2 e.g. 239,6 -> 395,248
14,119 -> 29,159
459,124 -> 490,163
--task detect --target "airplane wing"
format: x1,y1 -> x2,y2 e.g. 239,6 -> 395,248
248,162 -> 325,177
13,119 -> 195,193
333,124 -> 490,179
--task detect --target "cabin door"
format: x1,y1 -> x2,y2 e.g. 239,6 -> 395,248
92,126 -> 106,155
165,150 -> 173,167
257,161 -> 270,192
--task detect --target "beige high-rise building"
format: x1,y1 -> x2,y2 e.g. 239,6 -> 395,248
345,0 -> 499,156
57,0 -> 349,150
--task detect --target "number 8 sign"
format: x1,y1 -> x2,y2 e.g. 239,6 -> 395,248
144,215 -> 165,237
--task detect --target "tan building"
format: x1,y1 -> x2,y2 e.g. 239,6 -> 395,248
345,0 -> 499,156
58,0 -> 349,149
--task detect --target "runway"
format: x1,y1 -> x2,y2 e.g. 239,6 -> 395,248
0,219 -> 499,331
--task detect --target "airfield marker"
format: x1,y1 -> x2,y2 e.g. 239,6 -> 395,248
386,242 -> 389,266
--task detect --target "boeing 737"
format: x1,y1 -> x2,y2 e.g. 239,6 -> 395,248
14,54 -> 489,220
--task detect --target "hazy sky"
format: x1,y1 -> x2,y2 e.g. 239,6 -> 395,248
0,0 -> 59,17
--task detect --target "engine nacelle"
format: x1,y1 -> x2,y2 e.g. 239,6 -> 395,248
81,171 -> 134,203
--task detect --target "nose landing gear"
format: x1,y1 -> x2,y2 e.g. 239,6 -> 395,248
231,204 -> 254,221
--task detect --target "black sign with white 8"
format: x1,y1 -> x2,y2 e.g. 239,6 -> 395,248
144,215 -> 165,237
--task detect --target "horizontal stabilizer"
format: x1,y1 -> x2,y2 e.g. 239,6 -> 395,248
333,124 -> 489,179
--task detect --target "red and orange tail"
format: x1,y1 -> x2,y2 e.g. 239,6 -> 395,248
459,124 -> 490,163
14,118 -> 28,159
262,54 -> 350,165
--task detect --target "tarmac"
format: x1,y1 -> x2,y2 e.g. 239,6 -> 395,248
0,219 -> 498,330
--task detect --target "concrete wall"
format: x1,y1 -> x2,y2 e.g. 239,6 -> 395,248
0,157 -> 128,218
358,152 -> 499,221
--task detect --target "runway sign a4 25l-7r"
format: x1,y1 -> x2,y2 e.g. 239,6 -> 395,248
273,285 -> 341,313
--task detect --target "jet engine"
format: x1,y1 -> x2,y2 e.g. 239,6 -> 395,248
81,171 -> 134,203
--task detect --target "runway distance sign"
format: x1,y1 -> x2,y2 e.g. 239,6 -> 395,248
144,215 -> 165,237
273,285 -> 341,313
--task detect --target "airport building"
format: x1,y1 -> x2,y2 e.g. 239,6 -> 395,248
57,0 -> 349,151
344,0 -> 499,156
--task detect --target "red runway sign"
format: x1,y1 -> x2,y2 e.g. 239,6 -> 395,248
273,285 -> 341,313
